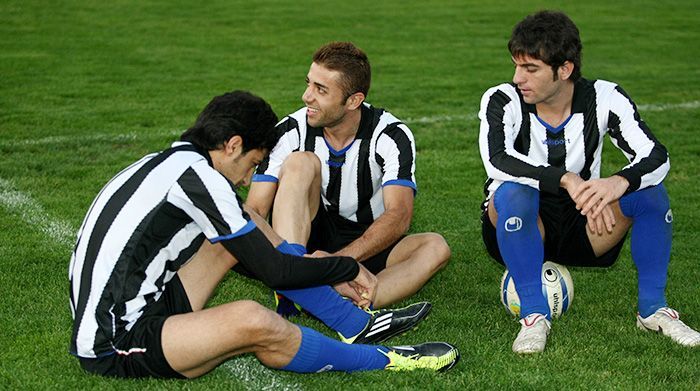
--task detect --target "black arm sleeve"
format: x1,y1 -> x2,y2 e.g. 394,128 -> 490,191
221,227 -> 359,289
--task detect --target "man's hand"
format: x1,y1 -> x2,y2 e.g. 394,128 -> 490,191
561,172 -> 619,234
345,263 -> 377,309
572,176 -> 629,219
308,250 -> 377,308
560,172 -> 585,196
586,203 -> 616,235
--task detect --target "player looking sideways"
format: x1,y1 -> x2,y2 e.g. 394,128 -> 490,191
246,42 -> 451,319
478,10 -> 700,353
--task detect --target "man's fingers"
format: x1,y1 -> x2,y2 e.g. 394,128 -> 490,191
571,181 -> 589,201
603,205 -> 616,233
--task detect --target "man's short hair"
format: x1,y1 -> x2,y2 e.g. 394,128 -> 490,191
312,42 -> 371,99
508,10 -> 583,82
180,90 -> 279,153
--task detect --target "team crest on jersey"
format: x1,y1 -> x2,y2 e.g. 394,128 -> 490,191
665,209 -> 673,224
505,216 -> 523,232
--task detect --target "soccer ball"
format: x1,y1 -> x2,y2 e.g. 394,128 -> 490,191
500,261 -> 574,318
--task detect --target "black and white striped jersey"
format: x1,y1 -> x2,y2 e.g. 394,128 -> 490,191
254,103 -> 416,226
478,78 -> 669,202
69,141 -> 254,359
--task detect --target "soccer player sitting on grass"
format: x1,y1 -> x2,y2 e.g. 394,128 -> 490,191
246,42 -> 451,323
68,90 -> 459,379
478,10 -> 700,353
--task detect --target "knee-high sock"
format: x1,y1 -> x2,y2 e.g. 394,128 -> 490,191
494,182 -> 549,319
619,184 -> 671,317
276,241 -> 370,338
282,326 -> 389,373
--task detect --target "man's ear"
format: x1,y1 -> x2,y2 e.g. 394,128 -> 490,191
559,61 -> 574,81
345,92 -> 366,110
225,135 -> 244,156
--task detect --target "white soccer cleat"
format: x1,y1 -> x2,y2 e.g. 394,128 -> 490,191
636,307 -> 700,347
512,313 -> 551,354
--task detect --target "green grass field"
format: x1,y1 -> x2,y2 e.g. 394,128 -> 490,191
1,0 -> 699,389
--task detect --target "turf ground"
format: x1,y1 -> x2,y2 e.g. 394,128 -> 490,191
1,0 -> 699,389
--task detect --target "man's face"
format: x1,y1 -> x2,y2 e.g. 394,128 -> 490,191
302,62 -> 350,128
216,138 -> 266,187
511,55 -> 566,105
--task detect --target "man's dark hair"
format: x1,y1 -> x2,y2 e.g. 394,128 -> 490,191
180,90 -> 279,153
313,41 -> 371,99
508,10 -> 583,82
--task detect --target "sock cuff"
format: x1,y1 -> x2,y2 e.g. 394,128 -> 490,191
289,243 -> 307,256
282,326 -> 322,372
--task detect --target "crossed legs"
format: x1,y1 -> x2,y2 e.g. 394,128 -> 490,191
272,152 -> 449,308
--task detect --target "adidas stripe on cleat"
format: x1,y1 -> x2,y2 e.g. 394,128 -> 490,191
340,302 -> 432,344
382,342 -> 460,372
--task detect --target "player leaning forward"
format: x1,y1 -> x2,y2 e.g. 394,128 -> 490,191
479,10 -> 700,353
68,91 -> 459,379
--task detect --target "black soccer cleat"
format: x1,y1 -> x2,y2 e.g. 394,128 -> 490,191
382,342 -> 460,372
340,302 -> 432,344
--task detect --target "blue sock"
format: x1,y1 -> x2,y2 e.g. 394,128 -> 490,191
619,184 -> 671,317
494,182 -> 550,319
275,241 -> 370,338
282,326 -> 389,373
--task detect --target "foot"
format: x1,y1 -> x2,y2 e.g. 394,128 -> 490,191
274,291 -> 302,318
637,307 -> 700,347
382,342 -> 460,372
512,313 -> 551,354
340,302 -> 432,344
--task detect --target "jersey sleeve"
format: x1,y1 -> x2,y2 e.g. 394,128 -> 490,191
253,116 -> 301,183
478,85 -> 566,194
604,85 -> 670,193
222,228 -> 360,289
167,162 -> 255,242
375,123 -> 417,191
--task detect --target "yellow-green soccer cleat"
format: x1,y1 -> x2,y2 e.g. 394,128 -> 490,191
274,291 -> 303,318
340,302 -> 432,344
381,342 -> 460,372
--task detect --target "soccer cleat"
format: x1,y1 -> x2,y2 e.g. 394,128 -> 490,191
274,291 -> 303,318
512,313 -> 551,354
636,307 -> 700,347
382,342 -> 460,372
340,302 -> 432,344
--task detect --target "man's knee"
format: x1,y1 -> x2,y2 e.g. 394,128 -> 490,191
232,301 -> 290,343
620,184 -> 671,219
493,182 -> 539,219
425,233 -> 451,270
280,152 -> 321,181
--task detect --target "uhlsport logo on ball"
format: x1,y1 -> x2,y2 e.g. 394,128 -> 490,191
500,261 -> 574,318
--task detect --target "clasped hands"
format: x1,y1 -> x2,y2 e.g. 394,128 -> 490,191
305,250 -> 377,309
561,173 -> 629,235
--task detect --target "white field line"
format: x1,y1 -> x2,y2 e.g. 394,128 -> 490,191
222,357 -> 302,391
3,100 -> 698,148
0,176 -> 302,390
0,177 -> 75,249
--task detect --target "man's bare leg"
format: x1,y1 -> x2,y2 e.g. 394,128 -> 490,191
271,152 -> 321,245
161,240 -> 301,378
372,233 -> 450,308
